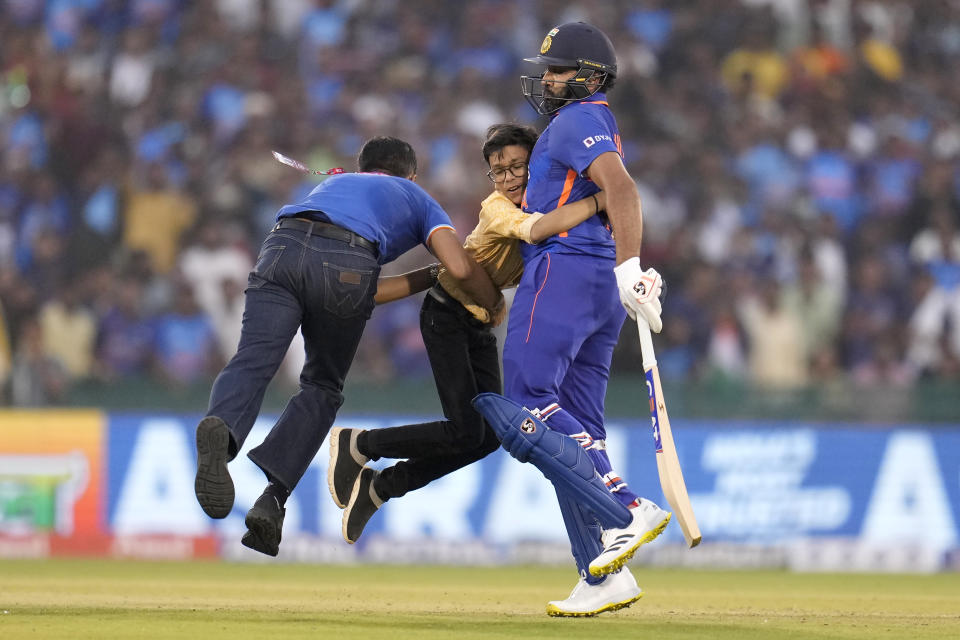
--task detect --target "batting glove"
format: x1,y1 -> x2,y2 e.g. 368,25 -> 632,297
614,257 -> 663,333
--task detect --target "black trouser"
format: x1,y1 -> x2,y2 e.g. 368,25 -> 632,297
359,287 -> 502,499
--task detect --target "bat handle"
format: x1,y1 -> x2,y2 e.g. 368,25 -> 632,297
636,317 -> 657,371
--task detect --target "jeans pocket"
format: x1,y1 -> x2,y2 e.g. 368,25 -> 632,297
248,244 -> 285,288
322,261 -> 376,319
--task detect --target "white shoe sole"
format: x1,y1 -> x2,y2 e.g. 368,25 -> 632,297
327,427 -> 348,508
545,590 -> 643,617
588,512 -> 671,577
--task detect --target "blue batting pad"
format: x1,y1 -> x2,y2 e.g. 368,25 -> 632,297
472,392 -> 631,529
557,490 -> 606,585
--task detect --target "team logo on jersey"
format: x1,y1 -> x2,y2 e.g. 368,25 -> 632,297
520,418 -> 537,434
583,137 -> 595,148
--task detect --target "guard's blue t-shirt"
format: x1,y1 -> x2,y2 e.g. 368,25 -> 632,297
276,172 -> 455,264
521,93 -> 621,262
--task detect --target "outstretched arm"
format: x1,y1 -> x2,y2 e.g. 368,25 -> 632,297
373,264 -> 438,305
528,191 -> 606,243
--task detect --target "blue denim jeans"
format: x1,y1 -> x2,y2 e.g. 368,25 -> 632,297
207,224 -> 380,491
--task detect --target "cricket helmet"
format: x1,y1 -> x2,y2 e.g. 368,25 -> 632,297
521,21 -> 617,115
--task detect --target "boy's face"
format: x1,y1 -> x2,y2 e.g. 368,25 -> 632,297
487,145 -> 530,206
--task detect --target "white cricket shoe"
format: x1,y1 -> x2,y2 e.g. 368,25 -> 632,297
545,568 -> 643,617
588,498 -> 671,577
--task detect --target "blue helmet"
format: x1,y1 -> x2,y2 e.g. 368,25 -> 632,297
521,22 -> 617,115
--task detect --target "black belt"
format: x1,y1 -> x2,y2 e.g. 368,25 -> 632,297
427,283 -> 484,327
273,215 -> 378,256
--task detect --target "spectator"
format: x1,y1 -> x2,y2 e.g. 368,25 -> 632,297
94,277 -> 156,381
781,247 -> 844,363
738,276 -> 808,389
10,317 -> 68,406
151,281 -> 220,385
38,281 -> 97,382
122,163 -> 198,274
907,205 -> 960,374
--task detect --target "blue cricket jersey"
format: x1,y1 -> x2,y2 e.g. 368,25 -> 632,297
276,172 -> 455,264
521,93 -> 621,262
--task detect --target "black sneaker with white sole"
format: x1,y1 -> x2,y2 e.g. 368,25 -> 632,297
328,427 -> 368,508
342,467 -> 384,544
194,416 -> 235,519
241,493 -> 285,557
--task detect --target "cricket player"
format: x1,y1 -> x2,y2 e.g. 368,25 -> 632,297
485,22 -> 671,616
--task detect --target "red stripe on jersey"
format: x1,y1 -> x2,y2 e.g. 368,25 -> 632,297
525,253 -> 551,343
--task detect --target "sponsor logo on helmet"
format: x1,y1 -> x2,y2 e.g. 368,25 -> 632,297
520,418 -> 537,433
581,59 -> 605,69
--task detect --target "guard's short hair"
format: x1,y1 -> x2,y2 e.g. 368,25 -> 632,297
482,123 -> 539,163
358,136 -> 418,177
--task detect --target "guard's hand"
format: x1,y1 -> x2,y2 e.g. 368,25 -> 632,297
614,257 -> 663,333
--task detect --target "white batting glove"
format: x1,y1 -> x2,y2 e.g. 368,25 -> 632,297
614,257 -> 663,333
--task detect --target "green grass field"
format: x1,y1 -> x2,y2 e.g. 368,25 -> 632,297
1,559 -> 958,639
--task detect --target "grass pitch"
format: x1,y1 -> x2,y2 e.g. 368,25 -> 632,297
1,559 -> 958,639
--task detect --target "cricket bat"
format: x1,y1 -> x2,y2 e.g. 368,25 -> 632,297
637,318 -> 702,548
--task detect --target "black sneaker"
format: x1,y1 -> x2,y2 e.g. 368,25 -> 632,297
194,416 -> 235,519
328,427 -> 368,508
342,467 -> 384,544
241,493 -> 285,557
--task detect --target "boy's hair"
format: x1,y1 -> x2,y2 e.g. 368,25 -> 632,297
358,136 -> 418,177
482,124 -> 539,163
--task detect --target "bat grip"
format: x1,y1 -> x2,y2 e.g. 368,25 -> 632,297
636,317 -> 657,371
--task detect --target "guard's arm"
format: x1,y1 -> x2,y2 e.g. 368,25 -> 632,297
373,264 -> 438,305
427,228 -> 503,318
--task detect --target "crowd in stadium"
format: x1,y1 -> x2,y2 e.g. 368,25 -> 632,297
1,0 -> 959,406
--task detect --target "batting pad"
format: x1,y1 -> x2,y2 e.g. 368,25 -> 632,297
557,490 -> 606,585
472,393 -> 631,529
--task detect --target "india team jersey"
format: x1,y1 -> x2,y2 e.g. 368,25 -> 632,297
521,92 -> 621,262
276,172 -> 454,264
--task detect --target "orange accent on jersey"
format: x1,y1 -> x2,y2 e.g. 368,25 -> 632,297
556,169 -> 576,208
525,253 -> 551,344
614,134 -> 622,157
554,169 -> 577,238
425,225 -> 456,246
583,101 -> 609,106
